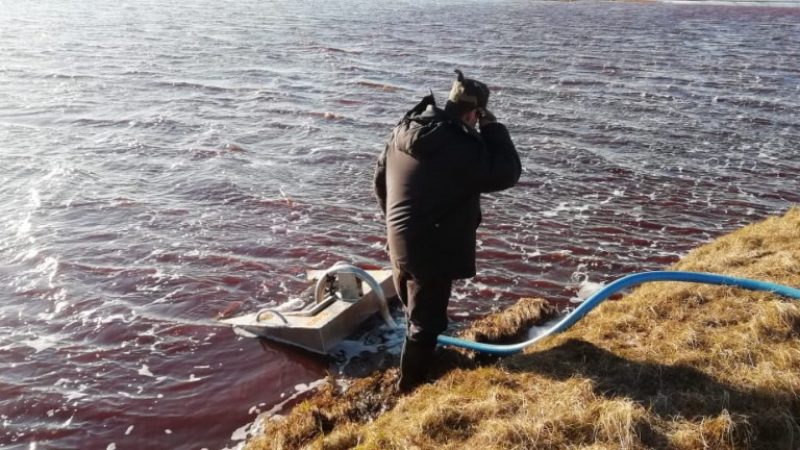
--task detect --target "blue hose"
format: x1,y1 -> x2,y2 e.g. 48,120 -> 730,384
437,271 -> 800,356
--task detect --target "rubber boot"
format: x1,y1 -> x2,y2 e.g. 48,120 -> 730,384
397,339 -> 437,393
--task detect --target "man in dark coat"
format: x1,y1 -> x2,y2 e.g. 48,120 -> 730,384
373,70 -> 521,391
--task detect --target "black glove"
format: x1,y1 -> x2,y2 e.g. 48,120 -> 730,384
479,108 -> 497,127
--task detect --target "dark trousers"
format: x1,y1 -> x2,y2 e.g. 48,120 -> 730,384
392,267 -> 452,345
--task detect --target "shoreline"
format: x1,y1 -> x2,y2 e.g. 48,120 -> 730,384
244,207 -> 799,450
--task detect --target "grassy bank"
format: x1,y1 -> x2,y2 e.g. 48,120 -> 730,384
248,208 -> 800,450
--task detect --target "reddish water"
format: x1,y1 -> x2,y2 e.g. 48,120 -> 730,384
1,0 -> 799,449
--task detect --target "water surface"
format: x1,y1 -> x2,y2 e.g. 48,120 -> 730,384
1,0 -> 799,448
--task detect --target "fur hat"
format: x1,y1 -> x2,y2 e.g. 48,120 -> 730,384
447,69 -> 490,109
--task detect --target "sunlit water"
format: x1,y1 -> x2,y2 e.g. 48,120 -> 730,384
1,0 -> 799,448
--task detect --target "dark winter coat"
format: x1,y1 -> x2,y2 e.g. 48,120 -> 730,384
373,94 -> 521,280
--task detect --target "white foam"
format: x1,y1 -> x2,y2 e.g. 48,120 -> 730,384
452,291 -> 468,301
231,423 -> 250,441
328,318 -> 406,373
100,313 -> 135,324
138,365 -> 154,377
569,271 -> 606,304
527,316 -> 564,340
21,334 -> 62,353
573,280 -> 606,303
64,391 -> 88,402
226,377 -> 329,450
464,280 -> 489,291
264,379 -> 326,417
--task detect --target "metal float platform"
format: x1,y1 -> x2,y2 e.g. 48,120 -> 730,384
218,263 -> 397,354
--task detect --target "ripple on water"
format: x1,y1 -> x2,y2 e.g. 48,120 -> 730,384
1,0 -> 800,448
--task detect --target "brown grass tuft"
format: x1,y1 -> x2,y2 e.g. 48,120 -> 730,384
247,208 -> 800,450
457,297 -> 557,345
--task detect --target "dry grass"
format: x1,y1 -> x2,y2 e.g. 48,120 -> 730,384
247,208 -> 800,450
458,297 -> 557,345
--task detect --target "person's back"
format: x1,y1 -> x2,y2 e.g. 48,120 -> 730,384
374,70 -> 521,391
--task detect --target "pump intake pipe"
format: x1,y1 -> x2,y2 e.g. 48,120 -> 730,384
437,271 -> 800,356
314,263 -> 397,328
